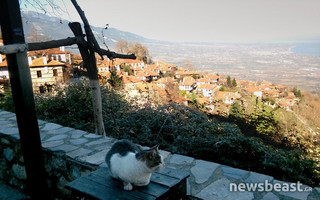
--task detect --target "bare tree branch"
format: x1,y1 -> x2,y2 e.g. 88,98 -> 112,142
71,0 -> 104,59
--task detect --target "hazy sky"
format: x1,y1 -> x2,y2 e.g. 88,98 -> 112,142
23,0 -> 320,43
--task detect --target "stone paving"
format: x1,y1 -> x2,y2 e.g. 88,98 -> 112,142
0,109 -> 320,200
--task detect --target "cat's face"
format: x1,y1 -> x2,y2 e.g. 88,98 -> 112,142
138,144 -> 164,172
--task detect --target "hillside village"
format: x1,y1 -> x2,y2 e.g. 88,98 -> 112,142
0,41 -> 300,114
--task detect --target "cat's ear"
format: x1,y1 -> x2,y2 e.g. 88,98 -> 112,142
151,144 -> 160,151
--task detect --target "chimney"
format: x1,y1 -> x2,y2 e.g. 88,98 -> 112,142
59,46 -> 65,52
28,57 -> 32,65
0,55 -> 2,63
43,56 -> 47,65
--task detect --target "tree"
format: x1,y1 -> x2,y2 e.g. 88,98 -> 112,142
229,102 -> 245,121
229,101 -> 247,131
108,67 -> 122,88
227,76 -> 232,87
219,86 -> 225,91
115,40 -> 152,63
115,40 -> 129,54
293,86 -> 302,98
232,78 -> 237,87
248,108 -> 279,137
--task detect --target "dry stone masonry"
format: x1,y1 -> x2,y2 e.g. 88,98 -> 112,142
0,109 -> 319,200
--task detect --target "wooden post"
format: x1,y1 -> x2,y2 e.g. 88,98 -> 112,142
0,0 -> 48,199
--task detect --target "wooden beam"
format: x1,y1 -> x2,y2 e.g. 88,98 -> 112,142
27,36 -> 84,51
0,0 -> 48,199
0,43 -> 27,54
27,36 -> 136,60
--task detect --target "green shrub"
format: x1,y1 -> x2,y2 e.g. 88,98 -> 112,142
0,88 -> 15,112
35,81 -> 95,131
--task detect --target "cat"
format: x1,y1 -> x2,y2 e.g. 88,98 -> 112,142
105,139 -> 164,191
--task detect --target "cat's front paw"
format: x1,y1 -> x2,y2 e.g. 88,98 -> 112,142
123,182 -> 133,191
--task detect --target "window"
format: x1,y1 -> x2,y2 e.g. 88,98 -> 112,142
39,86 -> 45,93
53,69 -> 58,76
47,85 -> 53,92
37,71 -> 42,78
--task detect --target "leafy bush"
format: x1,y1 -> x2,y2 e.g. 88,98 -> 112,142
35,81 -> 95,131
0,88 -> 15,112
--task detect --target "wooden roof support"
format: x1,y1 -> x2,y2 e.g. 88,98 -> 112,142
0,0 -> 48,199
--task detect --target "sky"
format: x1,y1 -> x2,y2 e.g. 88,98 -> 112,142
22,0 -> 320,43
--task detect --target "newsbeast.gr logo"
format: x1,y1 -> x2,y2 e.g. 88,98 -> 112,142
229,180 -> 313,192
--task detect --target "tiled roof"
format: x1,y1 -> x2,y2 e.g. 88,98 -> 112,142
136,70 -> 160,77
205,74 -> 219,80
197,78 -> 211,83
0,55 -> 7,67
263,89 -> 280,96
179,76 -> 195,86
29,57 -> 68,67
279,99 -> 289,107
215,91 -> 241,99
122,75 -> 144,84
244,87 -> 262,93
198,84 -> 215,90
28,48 -> 70,57
155,77 -> 175,84
113,58 -> 144,65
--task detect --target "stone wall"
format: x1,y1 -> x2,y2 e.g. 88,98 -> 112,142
0,109 -> 319,200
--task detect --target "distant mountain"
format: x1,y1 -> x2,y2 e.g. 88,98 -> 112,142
21,11 -> 151,49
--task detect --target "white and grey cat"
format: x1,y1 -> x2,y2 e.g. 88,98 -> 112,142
105,139 -> 164,191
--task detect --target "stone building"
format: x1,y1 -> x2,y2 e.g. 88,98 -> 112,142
29,56 -> 70,93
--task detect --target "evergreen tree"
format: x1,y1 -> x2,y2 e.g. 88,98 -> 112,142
232,78 -> 237,87
108,67 -> 122,88
229,102 -> 245,121
248,108 -> 279,137
227,76 -> 232,87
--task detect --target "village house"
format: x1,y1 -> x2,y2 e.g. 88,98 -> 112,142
122,75 -> 144,90
178,76 -> 196,92
155,77 -> 175,89
0,55 -> 9,80
214,91 -> 241,104
155,61 -> 177,70
244,87 -> 263,98
174,68 -> 200,79
278,99 -> 291,111
197,84 -> 216,97
118,59 -> 145,71
196,78 -> 211,87
147,64 -> 159,73
28,47 -> 72,65
204,74 -> 219,83
29,56 -> 71,93
0,47 -> 72,93
263,89 -> 280,98
153,61 -> 177,74
135,70 -> 160,82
